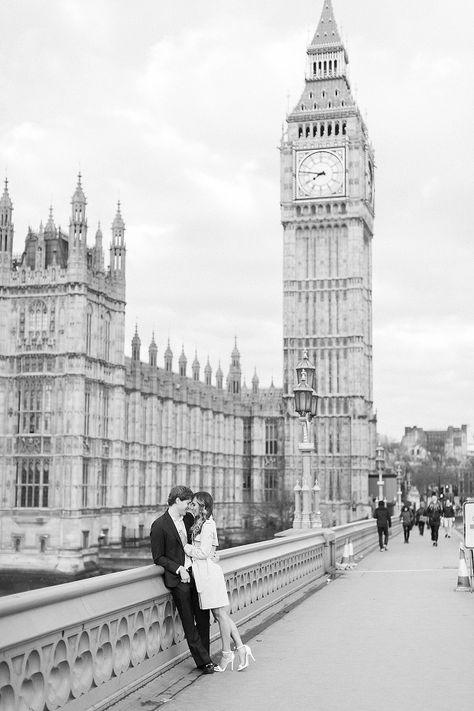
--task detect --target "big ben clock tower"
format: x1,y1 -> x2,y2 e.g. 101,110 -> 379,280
281,0 -> 376,524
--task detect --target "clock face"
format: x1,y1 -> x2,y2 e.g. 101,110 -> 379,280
296,149 -> 345,199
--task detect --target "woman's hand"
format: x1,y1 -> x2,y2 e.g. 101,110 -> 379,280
184,543 -> 193,555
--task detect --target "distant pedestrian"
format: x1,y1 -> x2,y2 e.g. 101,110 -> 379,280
442,498 -> 455,538
400,504 -> 414,543
415,503 -> 427,536
373,500 -> 391,551
426,494 -> 443,546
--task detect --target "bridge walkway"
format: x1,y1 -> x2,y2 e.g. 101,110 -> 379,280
110,527 -> 474,711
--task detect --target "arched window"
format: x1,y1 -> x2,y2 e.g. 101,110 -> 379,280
29,300 -> 47,336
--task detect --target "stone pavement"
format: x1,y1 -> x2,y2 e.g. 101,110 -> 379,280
111,525 -> 474,711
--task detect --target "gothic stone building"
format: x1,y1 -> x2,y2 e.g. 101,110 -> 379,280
281,0 -> 376,524
0,0 -> 377,576
0,178 -> 284,576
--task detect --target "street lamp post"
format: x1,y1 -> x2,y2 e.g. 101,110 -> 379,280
375,443 -> 385,503
292,350 -> 321,529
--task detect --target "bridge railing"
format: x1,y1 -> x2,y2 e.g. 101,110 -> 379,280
0,519 -> 385,711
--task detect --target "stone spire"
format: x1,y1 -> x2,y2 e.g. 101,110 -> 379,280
252,368 -> 259,395
216,361 -> 223,390
0,179 -> 14,269
149,332 -> 158,366
110,201 -> 126,279
192,351 -> 200,381
204,356 -> 212,386
310,0 -> 343,47
289,0 -> 352,119
44,206 -> 57,236
93,222 -> 104,272
131,324 -> 141,361
178,346 -> 187,377
164,339 -> 173,372
70,173 -> 87,243
227,337 -> 241,396
0,178 -> 13,210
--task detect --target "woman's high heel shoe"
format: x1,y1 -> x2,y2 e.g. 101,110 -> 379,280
236,644 -> 255,671
215,651 -> 234,672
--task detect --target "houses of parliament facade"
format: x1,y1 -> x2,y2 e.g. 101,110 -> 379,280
0,0 -> 376,575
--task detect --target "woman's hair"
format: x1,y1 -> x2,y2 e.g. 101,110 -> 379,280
190,491 -> 214,537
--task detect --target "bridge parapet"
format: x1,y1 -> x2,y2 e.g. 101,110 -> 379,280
0,520 -> 380,711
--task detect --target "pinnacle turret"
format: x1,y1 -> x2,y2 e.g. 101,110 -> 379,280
216,361 -> 223,390
0,179 -> 12,209
110,201 -> 126,277
164,339 -> 173,372
132,325 -> 141,361
149,332 -> 158,366
93,222 -> 104,272
45,206 -> 57,236
252,368 -> 259,395
227,338 -> 241,396
0,178 -> 14,269
192,351 -> 200,381
204,356 -> 212,386
179,346 -> 187,377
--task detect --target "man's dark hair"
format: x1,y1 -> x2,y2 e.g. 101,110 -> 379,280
168,485 -> 194,507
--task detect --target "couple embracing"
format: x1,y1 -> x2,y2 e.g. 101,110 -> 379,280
150,485 -> 255,674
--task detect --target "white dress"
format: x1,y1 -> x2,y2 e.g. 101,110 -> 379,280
186,518 -> 229,610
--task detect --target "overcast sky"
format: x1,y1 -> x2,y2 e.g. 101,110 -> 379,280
1,0 -> 473,442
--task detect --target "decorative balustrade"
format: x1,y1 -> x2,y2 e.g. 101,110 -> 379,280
0,519 -> 387,710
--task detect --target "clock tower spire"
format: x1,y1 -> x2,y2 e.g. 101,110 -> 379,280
281,0 -> 376,525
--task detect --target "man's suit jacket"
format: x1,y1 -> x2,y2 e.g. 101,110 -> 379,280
150,510 -> 193,588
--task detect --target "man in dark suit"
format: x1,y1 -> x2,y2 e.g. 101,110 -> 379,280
150,485 -> 214,674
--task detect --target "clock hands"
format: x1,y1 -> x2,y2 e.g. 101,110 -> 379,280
299,170 -> 326,177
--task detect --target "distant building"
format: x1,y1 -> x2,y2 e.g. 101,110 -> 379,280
400,425 -> 468,463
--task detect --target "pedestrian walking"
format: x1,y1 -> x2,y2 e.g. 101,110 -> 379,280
400,504 -> 414,543
442,498 -> 455,538
373,500 -> 391,551
426,494 -> 443,546
415,503 -> 428,536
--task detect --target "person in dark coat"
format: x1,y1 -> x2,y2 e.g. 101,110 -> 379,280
373,500 -> 391,551
150,485 -> 214,674
400,504 -> 414,543
426,494 -> 443,546
415,503 -> 427,536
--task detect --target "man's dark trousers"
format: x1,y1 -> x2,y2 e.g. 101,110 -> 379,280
171,576 -> 210,666
150,510 -> 211,667
378,525 -> 389,549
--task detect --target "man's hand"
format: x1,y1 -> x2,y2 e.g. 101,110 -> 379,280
178,566 -> 190,583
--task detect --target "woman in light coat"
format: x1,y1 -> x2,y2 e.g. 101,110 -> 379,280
184,491 -> 255,672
